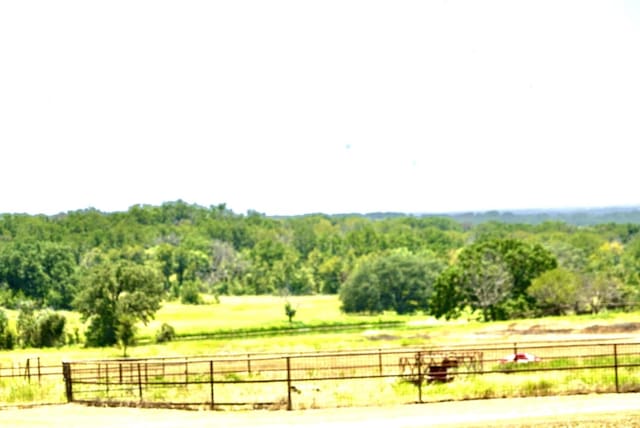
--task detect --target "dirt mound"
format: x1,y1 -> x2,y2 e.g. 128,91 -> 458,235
520,324 -> 573,335
582,322 -> 640,334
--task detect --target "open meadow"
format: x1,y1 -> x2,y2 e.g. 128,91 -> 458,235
0,296 -> 640,367
4,294 -> 640,364
3,295 -> 640,411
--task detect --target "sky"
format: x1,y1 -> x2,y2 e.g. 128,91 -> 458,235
1,1 -> 639,216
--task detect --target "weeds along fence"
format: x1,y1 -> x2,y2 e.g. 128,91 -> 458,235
0,357 -> 66,406
62,341 -> 640,410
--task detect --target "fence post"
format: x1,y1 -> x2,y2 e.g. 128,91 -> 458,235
416,351 -> 423,403
209,360 -> 215,410
119,363 -> 123,384
378,349 -> 383,375
137,363 -> 143,402
614,344 -> 619,393
105,363 -> 109,397
247,354 -> 252,374
26,358 -> 31,383
513,343 -> 518,356
286,357 -> 292,411
37,357 -> 41,385
62,362 -> 73,402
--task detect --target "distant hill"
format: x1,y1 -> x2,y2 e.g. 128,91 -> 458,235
352,206 -> 640,226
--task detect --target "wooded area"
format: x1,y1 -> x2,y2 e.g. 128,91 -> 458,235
1,201 -> 639,349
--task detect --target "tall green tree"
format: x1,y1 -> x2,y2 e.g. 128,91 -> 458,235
528,268 -> 580,316
340,249 -> 444,314
459,246 -> 514,321
74,260 -> 163,346
430,265 -> 466,320
434,239 -> 557,321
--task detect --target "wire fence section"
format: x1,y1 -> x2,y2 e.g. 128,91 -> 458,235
62,342 -> 640,410
0,356 -> 66,406
0,357 -> 61,383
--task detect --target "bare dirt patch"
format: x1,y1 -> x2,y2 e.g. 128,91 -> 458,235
582,322 -> 640,334
467,319 -> 640,345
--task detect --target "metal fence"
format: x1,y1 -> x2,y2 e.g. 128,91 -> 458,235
0,357 -> 60,383
0,357 -> 66,406
61,341 -> 640,410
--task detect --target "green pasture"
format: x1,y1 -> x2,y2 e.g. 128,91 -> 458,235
3,294 -> 640,365
2,295 -> 640,406
142,294 -> 405,337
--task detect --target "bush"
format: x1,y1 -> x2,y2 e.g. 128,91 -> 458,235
16,301 -> 38,347
16,303 -> 66,348
36,310 -> 66,347
0,309 -> 16,350
180,281 -> 204,305
155,323 -> 176,343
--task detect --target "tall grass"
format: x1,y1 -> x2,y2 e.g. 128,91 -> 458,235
0,377 -> 66,405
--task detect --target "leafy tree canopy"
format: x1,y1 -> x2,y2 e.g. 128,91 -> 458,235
340,249 -> 445,315
74,257 -> 163,346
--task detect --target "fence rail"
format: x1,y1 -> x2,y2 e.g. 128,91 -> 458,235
0,357 -> 61,382
60,341 -> 640,410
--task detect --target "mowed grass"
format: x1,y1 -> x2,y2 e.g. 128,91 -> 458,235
143,294 -> 402,336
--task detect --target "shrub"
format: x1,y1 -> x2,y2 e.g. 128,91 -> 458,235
16,303 -> 66,348
284,301 -> 297,323
35,310 -> 66,347
155,323 -> 176,343
180,281 -> 204,305
0,309 -> 16,350
16,301 -> 38,347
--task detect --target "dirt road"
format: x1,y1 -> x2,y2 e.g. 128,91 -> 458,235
4,393 -> 640,427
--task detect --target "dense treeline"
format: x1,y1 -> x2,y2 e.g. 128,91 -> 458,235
1,201 -> 640,348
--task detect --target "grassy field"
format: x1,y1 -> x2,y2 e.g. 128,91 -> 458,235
3,294 -> 640,364
3,295 -> 640,408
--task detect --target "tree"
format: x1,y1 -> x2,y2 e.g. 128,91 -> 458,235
430,265 -> 466,320
528,268 -> 580,316
461,247 -> 514,321
206,240 -> 248,294
74,260 -> 163,347
339,256 -> 382,313
578,273 -> 627,314
340,249 -> 444,314
622,235 -> 640,286
117,315 -> 137,357
0,242 -> 77,309
284,301 -> 297,323
307,250 -> 346,294
447,239 -> 557,320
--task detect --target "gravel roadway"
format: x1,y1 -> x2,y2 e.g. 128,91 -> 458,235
4,393 -> 640,428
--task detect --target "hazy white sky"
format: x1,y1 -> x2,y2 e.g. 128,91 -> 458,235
1,1 -> 639,216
